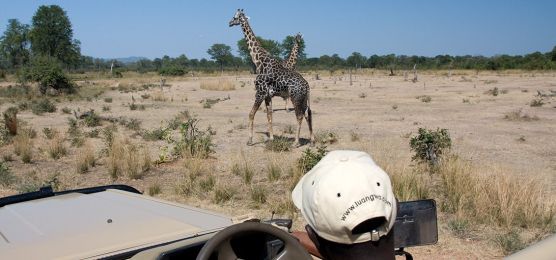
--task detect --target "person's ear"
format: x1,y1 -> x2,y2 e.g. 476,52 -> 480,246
305,225 -> 320,248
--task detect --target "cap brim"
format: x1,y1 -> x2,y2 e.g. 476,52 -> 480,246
291,172 -> 308,210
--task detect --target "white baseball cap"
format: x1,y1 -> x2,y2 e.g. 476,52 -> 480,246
292,150 -> 397,244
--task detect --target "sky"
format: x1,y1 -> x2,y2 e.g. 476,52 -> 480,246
1,0 -> 555,60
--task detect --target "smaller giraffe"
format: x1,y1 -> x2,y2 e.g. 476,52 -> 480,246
280,33 -> 303,112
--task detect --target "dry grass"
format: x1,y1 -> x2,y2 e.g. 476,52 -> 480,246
200,79 -> 235,91
213,184 -> 236,204
13,130 -> 33,163
231,153 -> 255,184
75,142 -> 96,174
503,109 -> 539,121
183,158 -> 211,182
250,185 -> 267,204
47,135 -> 67,160
152,90 -> 167,101
367,139 -> 554,245
108,135 -> 151,179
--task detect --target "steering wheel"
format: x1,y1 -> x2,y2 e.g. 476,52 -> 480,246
196,222 -> 312,260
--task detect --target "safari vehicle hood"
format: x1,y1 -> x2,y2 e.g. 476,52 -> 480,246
0,186 -> 232,259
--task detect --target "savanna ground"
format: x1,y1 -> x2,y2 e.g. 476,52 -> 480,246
0,69 -> 555,259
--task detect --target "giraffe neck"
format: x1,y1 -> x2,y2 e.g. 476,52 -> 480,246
284,39 -> 300,70
240,18 -> 270,72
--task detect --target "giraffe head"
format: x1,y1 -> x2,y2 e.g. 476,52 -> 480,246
295,33 -> 303,43
229,9 -> 247,27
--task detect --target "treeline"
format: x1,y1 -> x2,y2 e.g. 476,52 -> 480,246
1,5 -> 556,81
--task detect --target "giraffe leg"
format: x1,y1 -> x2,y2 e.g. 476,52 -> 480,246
294,114 -> 303,147
284,97 -> 288,112
247,96 -> 264,145
305,106 -> 314,146
265,97 -> 274,141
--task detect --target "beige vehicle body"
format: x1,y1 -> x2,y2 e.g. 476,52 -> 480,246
0,186 -> 232,259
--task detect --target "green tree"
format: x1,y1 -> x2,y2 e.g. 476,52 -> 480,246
346,52 -> 366,68
0,19 -> 31,69
20,55 -> 75,94
237,37 -> 282,63
281,35 -> 306,60
207,43 -> 233,72
29,5 -> 81,67
550,45 -> 556,62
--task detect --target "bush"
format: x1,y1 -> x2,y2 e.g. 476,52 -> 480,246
485,87 -> 499,96
20,56 -> 75,94
47,136 -> 67,160
0,162 -> 16,187
142,127 -> 170,141
409,128 -> 451,166
158,66 -> 186,76
530,98 -> 544,107
495,229 -> 525,255
31,99 -> 57,115
3,107 -> 18,135
83,111 -> 101,127
297,145 -> 328,173
265,136 -> 292,152
174,119 -> 215,159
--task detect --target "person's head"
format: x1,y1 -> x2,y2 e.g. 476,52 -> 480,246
292,150 -> 397,259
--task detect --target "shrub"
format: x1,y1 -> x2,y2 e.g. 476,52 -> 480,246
199,175 -> 215,192
251,185 -> 267,204
267,162 -> 281,181
213,185 -> 236,204
175,178 -> 194,196
13,130 -> 33,163
448,218 -> 469,238
0,162 -> 16,187
530,98 -> 544,107
315,130 -> 338,145
75,143 -> 95,174
416,95 -> 432,103
142,127 -> 170,141
350,131 -> 361,142
21,56 -> 75,94
31,99 -> 57,115
409,128 -> 451,166
123,118 -> 141,131
47,135 -> 67,160
104,97 -> 113,103
158,66 -> 186,76
42,127 -> 56,139
503,109 -> 539,121
108,136 -> 151,179
83,111 -> 101,127
485,87 -> 499,96
495,229 -> 525,255
3,107 -> 18,135
174,119 -> 215,159
148,184 -> 161,196
232,160 -> 254,184
61,107 -> 71,114
102,105 -> 110,112
265,136 -> 292,152
297,145 -> 328,173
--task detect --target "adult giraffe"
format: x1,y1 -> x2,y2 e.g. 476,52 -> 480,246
229,9 -> 314,147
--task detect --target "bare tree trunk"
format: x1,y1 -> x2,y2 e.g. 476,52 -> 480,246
412,64 -> 418,83
110,61 -> 114,74
349,69 -> 353,86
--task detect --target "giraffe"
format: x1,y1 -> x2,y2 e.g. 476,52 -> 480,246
280,33 -> 303,112
229,9 -> 314,147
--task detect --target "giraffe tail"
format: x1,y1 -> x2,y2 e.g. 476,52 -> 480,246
306,89 -> 313,141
